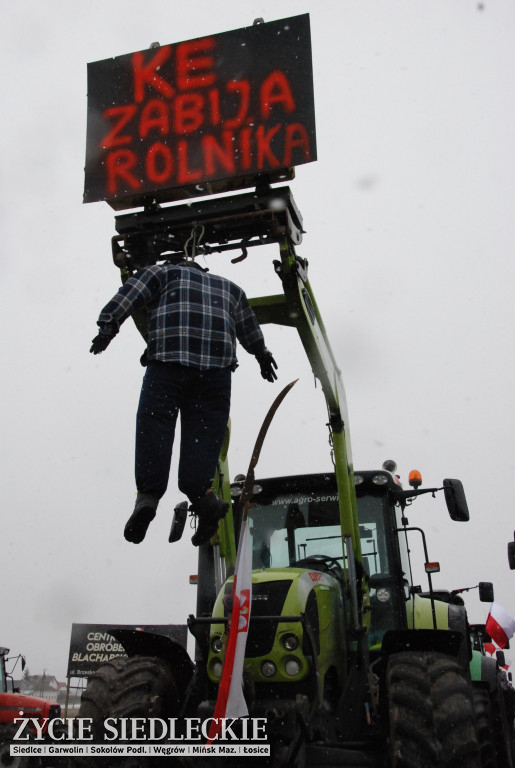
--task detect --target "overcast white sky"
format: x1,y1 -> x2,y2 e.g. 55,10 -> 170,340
1,0 -> 514,680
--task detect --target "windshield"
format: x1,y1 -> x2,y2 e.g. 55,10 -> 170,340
358,495 -> 391,578
248,486 -> 389,576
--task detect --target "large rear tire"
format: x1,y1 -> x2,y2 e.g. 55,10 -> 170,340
71,655 -> 182,767
387,651 -> 481,768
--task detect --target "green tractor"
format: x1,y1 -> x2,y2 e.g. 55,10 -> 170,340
203,465 -> 482,767
401,570 -> 515,767
71,187 -> 491,767
469,621 -> 515,768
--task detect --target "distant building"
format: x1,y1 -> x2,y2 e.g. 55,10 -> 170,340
15,674 -> 66,703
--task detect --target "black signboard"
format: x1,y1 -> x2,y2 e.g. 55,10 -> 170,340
67,623 -> 187,678
84,14 -> 316,209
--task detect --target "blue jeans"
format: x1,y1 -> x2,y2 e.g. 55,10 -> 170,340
135,362 -> 231,501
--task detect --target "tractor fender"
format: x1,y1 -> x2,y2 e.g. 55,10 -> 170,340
110,628 -> 194,694
478,653 -> 501,693
381,629 -> 468,667
447,602 -> 473,669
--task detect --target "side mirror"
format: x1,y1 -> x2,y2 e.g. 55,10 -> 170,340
443,479 -> 470,522
496,650 -> 506,667
168,501 -> 189,543
478,582 -> 494,603
508,537 -> 515,570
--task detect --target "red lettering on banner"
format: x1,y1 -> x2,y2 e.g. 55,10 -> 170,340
260,71 -> 295,119
239,126 -> 252,170
132,46 -> 175,103
139,100 -> 170,139
202,131 -> 235,175
101,105 -> 137,148
176,37 -> 217,90
106,149 -> 141,194
256,124 -> 281,168
177,139 -> 203,184
146,142 -> 173,184
284,123 -> 311,165
102,119 -> 313,196
174,93 -> 205,134
208,89 -> 221,126
224,80 -> 251,129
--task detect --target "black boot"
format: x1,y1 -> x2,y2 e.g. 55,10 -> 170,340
191,492 -> 229,547
124,493 -> 159,543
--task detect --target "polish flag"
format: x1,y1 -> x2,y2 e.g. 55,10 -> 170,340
207,517 -> 252,742
486,602 -> 515,649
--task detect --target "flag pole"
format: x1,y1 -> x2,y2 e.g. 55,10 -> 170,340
206,379 -> 298,745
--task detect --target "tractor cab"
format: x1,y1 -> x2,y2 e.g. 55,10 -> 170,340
232,469 -> 410,650
238,466 -> 472,657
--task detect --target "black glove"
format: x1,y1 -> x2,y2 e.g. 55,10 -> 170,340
90,323 -> 117,355
256,348 -> 278,382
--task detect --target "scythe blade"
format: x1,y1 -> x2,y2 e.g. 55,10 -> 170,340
239,379 -> 298,518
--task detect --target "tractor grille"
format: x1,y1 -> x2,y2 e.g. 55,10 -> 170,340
245,580 -> 293,658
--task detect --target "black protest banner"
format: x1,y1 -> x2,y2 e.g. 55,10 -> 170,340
84,14 -> 316,209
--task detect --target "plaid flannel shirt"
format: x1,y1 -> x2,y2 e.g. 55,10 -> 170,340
97,263 -> 265,370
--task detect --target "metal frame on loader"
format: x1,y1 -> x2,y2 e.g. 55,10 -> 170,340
74,185 -> 487,768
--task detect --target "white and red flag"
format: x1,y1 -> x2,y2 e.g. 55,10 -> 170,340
205,381 -> 298,747
207,517 -> 252,742
486,602 -> 515,649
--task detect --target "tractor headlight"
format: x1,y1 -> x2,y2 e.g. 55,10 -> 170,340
261,661 -> 276,678
372,474 -> 389,485
284,659 -> 301,677
211,636 -> 223,654
281,633 -> 299,651
376,587 -> 391,603
211,661 -> 223,679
